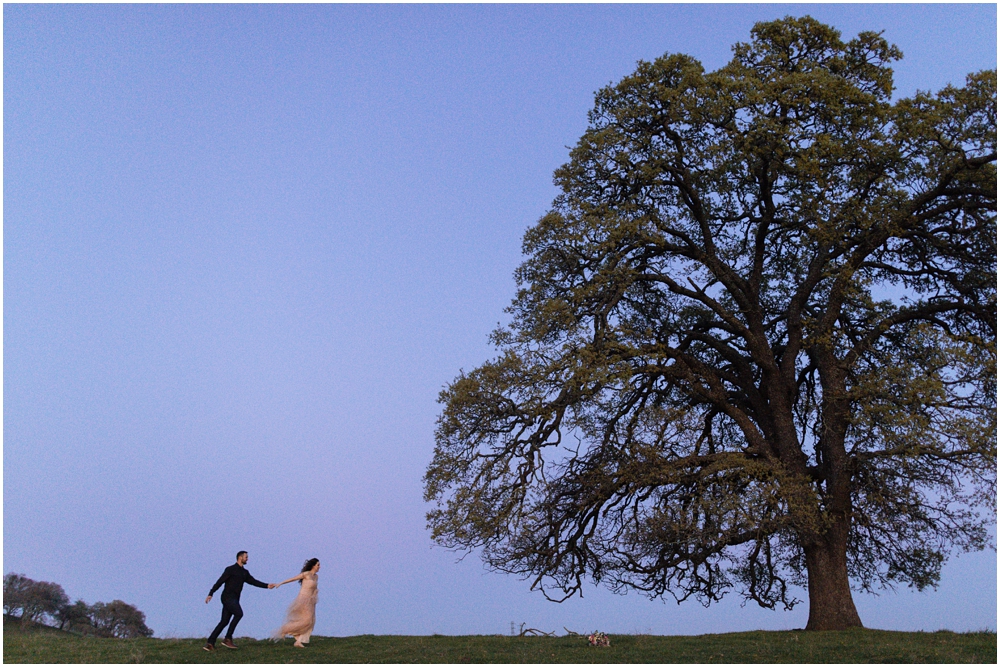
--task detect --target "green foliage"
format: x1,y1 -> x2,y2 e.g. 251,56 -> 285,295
424,16 -> 996,625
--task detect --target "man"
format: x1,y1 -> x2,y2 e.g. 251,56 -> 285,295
203,551 -> 275,651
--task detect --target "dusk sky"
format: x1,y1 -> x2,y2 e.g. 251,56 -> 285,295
4,4 -> 996,640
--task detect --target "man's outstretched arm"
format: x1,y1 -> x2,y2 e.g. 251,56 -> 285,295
245,570 -> 272,589
205,568 -> 230,602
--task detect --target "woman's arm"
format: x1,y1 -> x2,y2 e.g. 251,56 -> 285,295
274,573 -> 305,587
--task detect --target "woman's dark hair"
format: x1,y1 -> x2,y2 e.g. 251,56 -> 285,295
301,558 -> 319,573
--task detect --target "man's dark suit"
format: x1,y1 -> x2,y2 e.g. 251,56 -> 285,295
206,564 -> 269,645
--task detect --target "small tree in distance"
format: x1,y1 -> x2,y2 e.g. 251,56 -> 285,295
24,581 -> 69,627
89,600 -> 154,639
3,573 -> 34,619
55,600 -> 95,635
3,574 -> 69,627
424,17 -> 996,631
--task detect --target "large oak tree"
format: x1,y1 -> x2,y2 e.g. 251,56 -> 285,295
424,17 -> 996,630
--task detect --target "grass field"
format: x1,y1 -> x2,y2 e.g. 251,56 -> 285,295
3,619 -> 996,663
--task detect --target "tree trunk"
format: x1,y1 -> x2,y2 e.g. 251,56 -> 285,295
803,530 -> 863,630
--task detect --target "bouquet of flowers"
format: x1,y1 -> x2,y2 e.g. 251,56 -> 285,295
587,631 -> 610,647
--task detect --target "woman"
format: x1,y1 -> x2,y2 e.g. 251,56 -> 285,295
272,558 -> 320,647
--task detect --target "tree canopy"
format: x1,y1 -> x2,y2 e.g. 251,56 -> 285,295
89,600 -> 154,638
3,573 -> 69,627
55,599 -> 95,635
424,16 -> 996,631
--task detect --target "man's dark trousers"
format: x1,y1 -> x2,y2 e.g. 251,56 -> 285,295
207,596 -> 243,645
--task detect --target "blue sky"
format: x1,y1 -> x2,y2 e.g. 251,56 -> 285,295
4,4 -> 996,639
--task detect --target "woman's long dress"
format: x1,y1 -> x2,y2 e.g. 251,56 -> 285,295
273,572 -> 318,644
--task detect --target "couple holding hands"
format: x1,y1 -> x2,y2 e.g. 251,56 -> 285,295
203,551 -> 320,651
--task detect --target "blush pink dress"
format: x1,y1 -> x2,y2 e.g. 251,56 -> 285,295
273,572 -> 318,644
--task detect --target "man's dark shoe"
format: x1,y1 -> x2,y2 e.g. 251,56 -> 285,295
202,644 -> 215,652
221,639 -> 238,650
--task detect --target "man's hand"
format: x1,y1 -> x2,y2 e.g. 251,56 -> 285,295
268,583 -> 276,589
205,595 -> 212,604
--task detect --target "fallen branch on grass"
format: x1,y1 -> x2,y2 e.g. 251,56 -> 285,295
518,623 -> 555,637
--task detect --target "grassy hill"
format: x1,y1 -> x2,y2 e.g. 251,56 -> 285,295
3,617 -> 995,663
